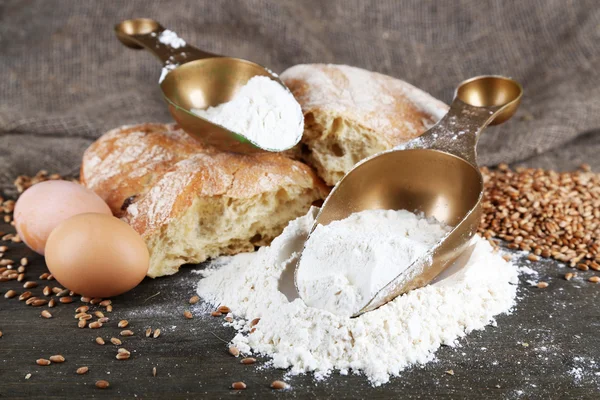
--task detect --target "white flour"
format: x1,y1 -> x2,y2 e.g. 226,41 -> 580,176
197,208 -> 519,386
191,76 -> 303,151
297,209 -> 450,316
158,29 -> 186,49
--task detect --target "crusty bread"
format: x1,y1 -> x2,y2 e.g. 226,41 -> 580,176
81,123 -> 328,278
281,64 -> 448,186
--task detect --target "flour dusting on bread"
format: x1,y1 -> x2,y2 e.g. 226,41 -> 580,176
81,123 -> 328,277
281,64 -> 448,185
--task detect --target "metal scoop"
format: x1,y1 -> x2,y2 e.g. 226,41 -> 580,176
114,18 -> 302,152
295,75 -> 523,317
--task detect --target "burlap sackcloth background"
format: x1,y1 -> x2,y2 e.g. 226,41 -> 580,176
1,0 -> 599,196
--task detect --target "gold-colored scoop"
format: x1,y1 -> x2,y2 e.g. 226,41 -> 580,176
295,75 -> 523,317
114,18 -> 302,152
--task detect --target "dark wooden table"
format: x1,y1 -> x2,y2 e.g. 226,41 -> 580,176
1,216 -> 599,399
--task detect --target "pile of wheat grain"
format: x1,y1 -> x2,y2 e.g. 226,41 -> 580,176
479,164 -> 600,273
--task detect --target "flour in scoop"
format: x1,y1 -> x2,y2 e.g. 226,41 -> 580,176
191,76 -> 303,151
297,209 -> 451,316
197,208 -> 519,386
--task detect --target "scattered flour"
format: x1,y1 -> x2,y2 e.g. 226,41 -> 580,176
158,29 -> 186,49
156,30 -> 187,83
518,265 -> 538,276
197,208 -> 519,386
191,76 -> 303,151
296,209 -> 450,317
158,63 -> 177,84
569,367 -> 584,383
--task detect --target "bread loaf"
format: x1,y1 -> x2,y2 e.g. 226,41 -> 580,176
281,64 -> 448,186
81,123 -> 328,277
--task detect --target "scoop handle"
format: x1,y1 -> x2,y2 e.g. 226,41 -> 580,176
418,100 -> 498,165
414,75 -> 522,166
114,18 -> 218,67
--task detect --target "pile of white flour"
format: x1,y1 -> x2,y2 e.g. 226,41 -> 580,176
197,208 -> 519,386
191,76 -> 303,151
297,209 -> 450,317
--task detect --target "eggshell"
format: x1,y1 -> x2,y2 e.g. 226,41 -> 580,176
45,213 -> 149,298
14,180 -> 112,255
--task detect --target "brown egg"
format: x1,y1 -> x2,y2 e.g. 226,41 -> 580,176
14,180 -> 112,255
45,213 -> 149,298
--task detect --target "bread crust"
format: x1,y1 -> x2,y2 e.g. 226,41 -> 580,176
81,123 -> 328,277
281,64 -> 448,185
